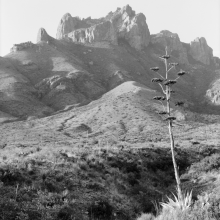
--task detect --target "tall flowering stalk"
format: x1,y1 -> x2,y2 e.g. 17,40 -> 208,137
150,48 -> 186,201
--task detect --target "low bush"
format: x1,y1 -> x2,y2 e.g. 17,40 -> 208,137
137,213 -> 155,220
190,154 -> 220,174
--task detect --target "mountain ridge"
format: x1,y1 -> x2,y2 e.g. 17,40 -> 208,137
1,4 -> 220,121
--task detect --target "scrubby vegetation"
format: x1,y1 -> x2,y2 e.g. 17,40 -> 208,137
1,143 -> 220,219
0,146 -> 194,220
137,146 -> 220,220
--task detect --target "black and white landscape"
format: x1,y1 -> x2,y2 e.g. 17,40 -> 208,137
0,3 -> 220,220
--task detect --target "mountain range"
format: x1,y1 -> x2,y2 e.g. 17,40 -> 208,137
0,4 -> 219,122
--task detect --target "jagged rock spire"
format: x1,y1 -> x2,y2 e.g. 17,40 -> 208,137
37,28 -> 51,43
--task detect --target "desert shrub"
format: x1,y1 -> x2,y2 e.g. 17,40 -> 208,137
0,167 -> 25,185
154,190 -> 220,220
136,213 -> 155,220
0,199 -> 20,220
88,199 -> 113,220
198,145 -> 218,157
186,192 -> 220,220
57,206 -> 74,220
187,153 -> 220,178
155,208 -> 188,220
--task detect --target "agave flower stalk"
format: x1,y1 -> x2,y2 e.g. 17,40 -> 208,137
150,47 -> 187,203
164,48 -> 183,202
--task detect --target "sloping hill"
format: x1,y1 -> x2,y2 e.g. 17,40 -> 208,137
0,81 -> 219,163
0,56 -> 53,119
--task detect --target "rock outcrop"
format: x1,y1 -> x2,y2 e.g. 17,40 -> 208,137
37,28 -> 52,43
213,57 -> 220,67
151,30 -> 188,64
10,41 -> 34,52
35,71 -> 106,110
109,5 -> 150,50
67,21 -> 117,45
189,37 -> 213,65
56,5 -> 150,50
57,13 -> 86,39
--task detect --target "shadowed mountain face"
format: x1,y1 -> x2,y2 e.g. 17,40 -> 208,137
1,4 -> 220,122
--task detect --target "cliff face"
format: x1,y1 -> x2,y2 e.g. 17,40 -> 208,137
37,28 -> 53,42
189,37 -> 213,65
109,5 -> 150,50
67,21 -> 117,45
151,30 -> 189,64
56,13 -> 91,39
56,5 -> 150,50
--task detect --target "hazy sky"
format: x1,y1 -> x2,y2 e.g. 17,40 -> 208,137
0,0 -> 220,57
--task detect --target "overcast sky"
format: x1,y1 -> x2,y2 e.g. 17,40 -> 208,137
0,0 -> 219,57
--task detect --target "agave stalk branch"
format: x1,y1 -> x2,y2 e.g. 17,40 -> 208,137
174,76 -> 181,81
158,83 -> 166,94
167,65 -> 175,74
155,72 -> 165,80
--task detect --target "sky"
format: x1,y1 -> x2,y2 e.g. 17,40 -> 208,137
0,0 -> 220,57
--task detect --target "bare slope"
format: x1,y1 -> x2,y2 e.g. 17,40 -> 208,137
0,56 -> 53,120
0,81 -> 219,163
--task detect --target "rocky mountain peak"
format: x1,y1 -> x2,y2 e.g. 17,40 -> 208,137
160,30 -> 180,39
189,37 -> 213,65
61,13 -> 72,21
120,4 -> 135,17
56,5 -> 150,50
37,28 -> 51,42
151,30 -> 189,64
56,13 -> 87,39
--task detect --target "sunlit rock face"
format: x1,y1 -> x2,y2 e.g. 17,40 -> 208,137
151,30 -> 189,64
37,28 -> 52,42
56,5 -> 150,50
189,37 -> 213,65
109,5 -> 151,50
67,21 -> 117,45
56,13 -> 90,39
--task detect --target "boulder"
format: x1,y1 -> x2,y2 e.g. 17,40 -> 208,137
151,30 -> 188,64
189,37 -> 213,65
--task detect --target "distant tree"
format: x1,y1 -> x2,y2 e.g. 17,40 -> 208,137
150,47 -> 187,202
